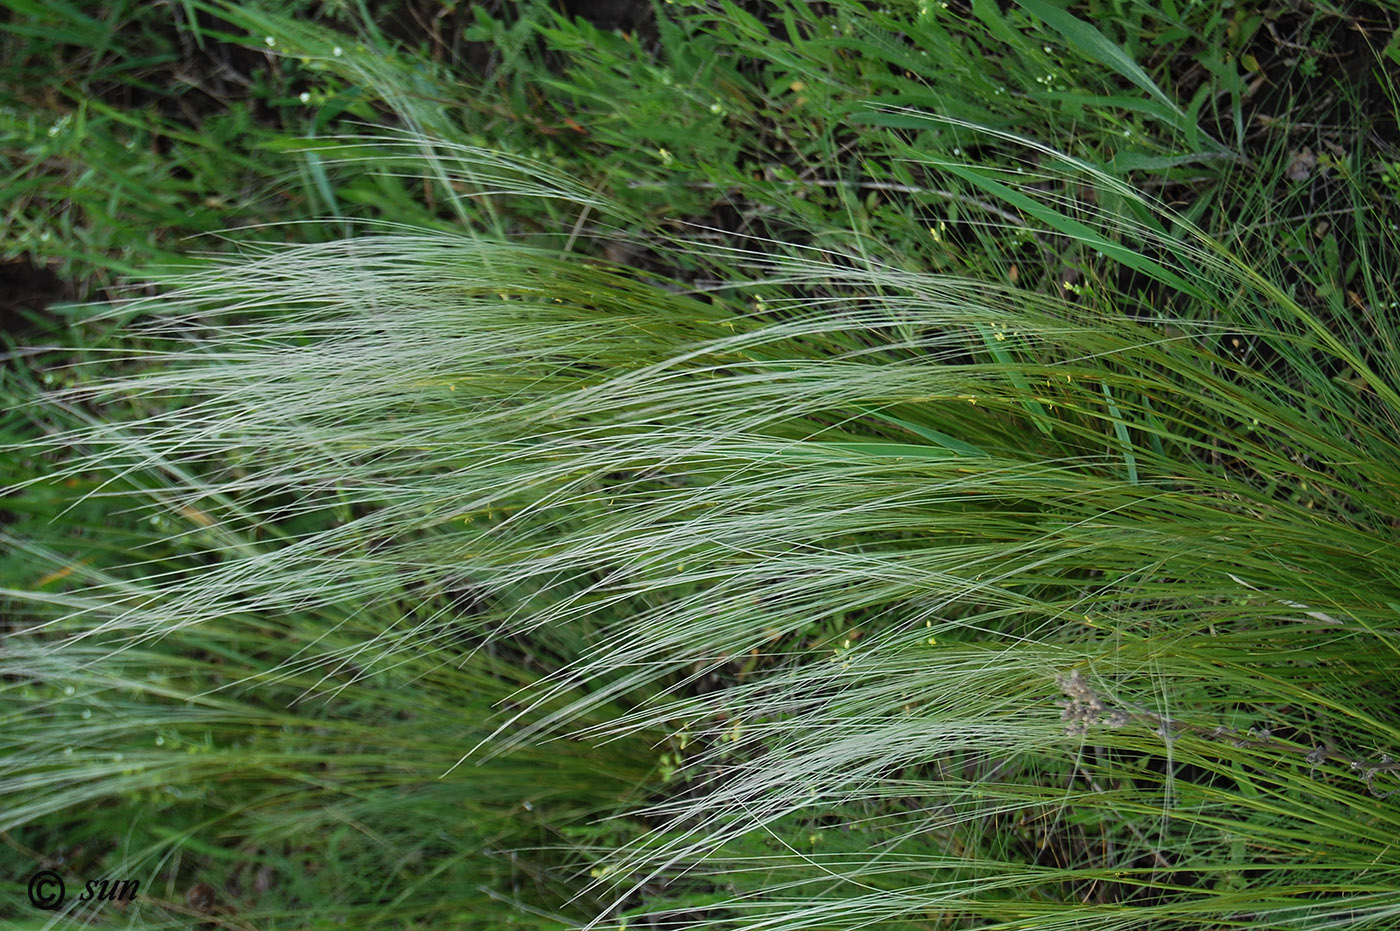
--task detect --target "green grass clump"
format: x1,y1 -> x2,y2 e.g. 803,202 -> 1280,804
4,1 -> 1400,928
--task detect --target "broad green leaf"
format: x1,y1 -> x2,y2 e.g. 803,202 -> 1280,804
859,408 -> 989,457
826,441 -> 966,459
1101,382 -> 1139,485
1013,0 -> 1176,114
1110,151 -> 1228,172
973,323 -> 1054,436
1014,0 -> 1223,151
1040,91 -> 1186,128
933,159 -> 1214,302
762,441 -> 965,461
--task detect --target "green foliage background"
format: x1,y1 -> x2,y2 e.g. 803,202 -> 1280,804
3,1 -> 1400,928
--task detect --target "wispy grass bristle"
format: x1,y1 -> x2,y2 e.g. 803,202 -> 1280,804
7,117 -> 1399,928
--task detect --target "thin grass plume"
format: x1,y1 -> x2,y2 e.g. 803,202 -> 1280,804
6,129 -> 1400,929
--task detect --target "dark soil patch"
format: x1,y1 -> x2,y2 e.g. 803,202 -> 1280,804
0,256 -> 69,341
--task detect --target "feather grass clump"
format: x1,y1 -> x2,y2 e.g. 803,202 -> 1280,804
6,132 -> 1400,929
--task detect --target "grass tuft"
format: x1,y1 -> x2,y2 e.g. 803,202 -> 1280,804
5,1 -> 1400,927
